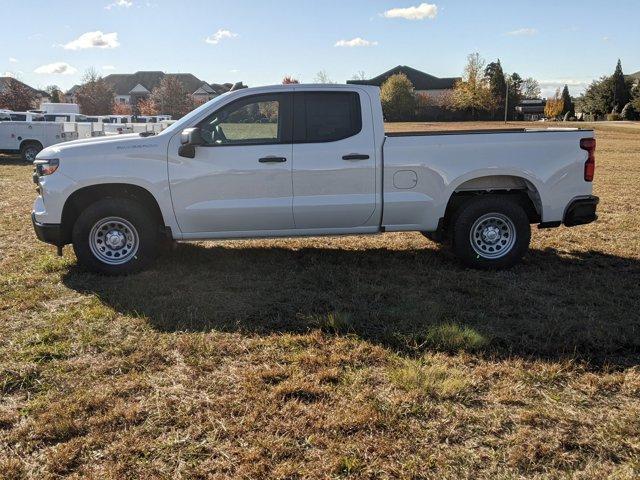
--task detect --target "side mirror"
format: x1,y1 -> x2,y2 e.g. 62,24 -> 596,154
178,127 -> 204,159
180,127 -> 204,146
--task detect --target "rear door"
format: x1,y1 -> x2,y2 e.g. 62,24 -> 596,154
291,90 -> 376,229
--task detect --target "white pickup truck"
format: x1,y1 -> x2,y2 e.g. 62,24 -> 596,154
31,84 -> 598,274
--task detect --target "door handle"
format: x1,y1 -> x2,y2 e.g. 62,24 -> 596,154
342,154 -> 370,161
259,156 -> 287,163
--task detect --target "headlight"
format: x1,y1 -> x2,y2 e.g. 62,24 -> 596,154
34,158 -> 59,176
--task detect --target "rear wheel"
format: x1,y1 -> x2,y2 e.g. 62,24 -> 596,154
451,196 -> 531,269
72,198 -> 159,275
20,141 -> 42,163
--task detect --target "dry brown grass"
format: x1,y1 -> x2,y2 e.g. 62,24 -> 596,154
1,121 -> 639,478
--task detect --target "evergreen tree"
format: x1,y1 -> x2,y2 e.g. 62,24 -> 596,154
507,73 -> 523,119
561,85 -> 574,117
612,59 -> 630,111
45,85 -> 62,103
484,60 -> 506,118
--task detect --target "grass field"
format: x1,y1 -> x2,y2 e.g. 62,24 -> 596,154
1,121 -> 639,478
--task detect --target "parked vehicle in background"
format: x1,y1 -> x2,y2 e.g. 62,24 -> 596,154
43,113 -> 88,123
134,115 -> 172,123
40,103 -> 80,115
1,121 -> 76,161
105,115 -> 132,124
5,111 -> 45,122
31,84 -> 599,274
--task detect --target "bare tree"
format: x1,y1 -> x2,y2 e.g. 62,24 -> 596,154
351,71 -> 367,81
282,76 -> 300,84
522,77 -> 541,99
314,70 -> 336,84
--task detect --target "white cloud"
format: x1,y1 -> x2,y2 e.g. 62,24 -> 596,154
205,29 -> 239,45
383,3 -> 438,20
334,37 -> 378,47
539,79 -> 590,98
63,31 -> 120,50
506,28 -> 538,36
34,62 -> 78,75
105,0 -> 132,9
9,57 -> 18,63
102,65 -> 116,70
602,36 -> 611,42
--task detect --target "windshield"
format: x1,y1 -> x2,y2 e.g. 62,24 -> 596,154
159,92 -> 233,136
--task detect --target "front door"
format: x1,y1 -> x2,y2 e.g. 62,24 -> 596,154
291,91 -> 377,229
168,93 -> 294,234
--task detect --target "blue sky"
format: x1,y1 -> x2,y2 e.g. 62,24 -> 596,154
1,0 -> 638,97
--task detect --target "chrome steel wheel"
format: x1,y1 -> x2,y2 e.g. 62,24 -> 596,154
89,217 -> 139,265
469,213 -> 516,259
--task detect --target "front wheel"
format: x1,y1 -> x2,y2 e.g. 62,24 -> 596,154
72,198 -> 159,275
451,196 -> 531,269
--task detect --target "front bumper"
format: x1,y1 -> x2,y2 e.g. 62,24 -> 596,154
564,196 -> 599,227
32,213 -> 64,247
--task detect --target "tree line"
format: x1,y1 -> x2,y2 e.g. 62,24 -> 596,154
378,54 -> 639,122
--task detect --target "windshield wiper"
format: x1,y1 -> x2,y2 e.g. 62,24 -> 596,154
139,131 -> 156,137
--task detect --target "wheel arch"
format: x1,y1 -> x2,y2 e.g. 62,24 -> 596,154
60,183 -> 166,245
441,174 -> 543,233
20,139 -> 43,150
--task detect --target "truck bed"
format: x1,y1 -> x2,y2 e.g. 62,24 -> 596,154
386,127 -> 589,137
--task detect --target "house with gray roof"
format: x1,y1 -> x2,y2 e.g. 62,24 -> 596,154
347,65 -> 460,102
65,71 -> 243,110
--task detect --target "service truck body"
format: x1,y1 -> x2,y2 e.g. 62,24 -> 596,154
31,84 -> 598,274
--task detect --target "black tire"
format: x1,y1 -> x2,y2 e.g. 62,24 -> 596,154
451,196 -> 531,270
72,198 -> 159,275
20,141 -> 42,163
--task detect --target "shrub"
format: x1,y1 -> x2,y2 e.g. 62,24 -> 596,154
607,113 -> 622,121
380,73 -> 416,121
621,102 -> 636,120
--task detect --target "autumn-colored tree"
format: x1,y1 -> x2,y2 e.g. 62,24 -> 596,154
544,89 -> 564,119
0,78 -> 38,111
75,68 -> 115,115
150,76 -> 195,119
380,73 -> 416,121
112,103 -> 132,115
282,76 -> 300,84
136,97 -> 159,115
451,53 -> 492,118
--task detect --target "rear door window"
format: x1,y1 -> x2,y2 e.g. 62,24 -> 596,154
293,92 -> 362,143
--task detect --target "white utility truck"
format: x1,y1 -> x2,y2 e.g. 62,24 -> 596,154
31,84 -> 599,274
1,121 -> 76,161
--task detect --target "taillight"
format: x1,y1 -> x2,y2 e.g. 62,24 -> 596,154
580,138 -> 596,182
